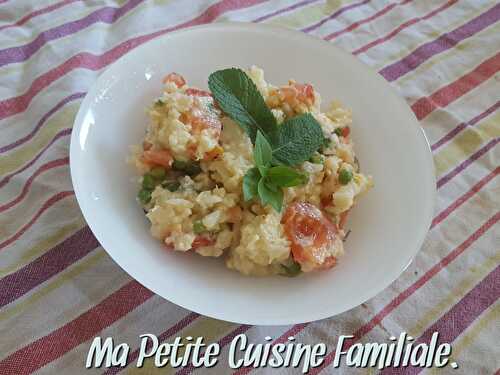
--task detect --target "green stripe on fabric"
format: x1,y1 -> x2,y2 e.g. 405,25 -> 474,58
0,249 -> 106,322
0,103 -> 78,175
0,218 -> 86,277
408,253 -> 500,337
434,113 -> 500,176
267,0 -> 352,28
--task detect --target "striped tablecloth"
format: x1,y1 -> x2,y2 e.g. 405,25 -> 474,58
0,1 -> 498,374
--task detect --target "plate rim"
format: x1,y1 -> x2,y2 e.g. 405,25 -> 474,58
70,22 -> 436,325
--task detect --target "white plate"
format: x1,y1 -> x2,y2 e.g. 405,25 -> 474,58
70,23 -> 435,325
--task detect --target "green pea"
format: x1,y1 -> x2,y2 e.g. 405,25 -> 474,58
150,166 -> 166,179
334,127 -> 343,137
193,220 -> 206,234
186,163 -> 202,176
172,159 -> 190,170
162,181 -> 180,192
280,261 -> 302,277
142,174 -> 156,190
309,153 -> 324,164
138,189 -> 152,204
172,160 -> 202,176
338,169 -> 353,185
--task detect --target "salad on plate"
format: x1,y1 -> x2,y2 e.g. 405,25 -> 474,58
129,66 -> 373,276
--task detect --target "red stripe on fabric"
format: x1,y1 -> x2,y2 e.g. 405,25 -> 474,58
325,0 -> 412,41
411,52 -> 500,121
353,0 -> 458,55
432,167 -> 499,228
0,0 -> 81,32
0,281 -> 153,375
0,190 -> 74,251
304,212 -> 500,374
0,157 -> 69,213
379,265 -> 500,375
0,0 -> 266,121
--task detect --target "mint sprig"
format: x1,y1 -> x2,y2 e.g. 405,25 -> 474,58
208,68 -> 279,144
258,178 -> 284,212
243,130 -> 308,211
208,68 -> 324,211
272,113 -> 325,166
254,131 -> 272,176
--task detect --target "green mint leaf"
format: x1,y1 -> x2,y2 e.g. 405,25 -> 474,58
208,68 -> 279,144
254,131 -> 273,167
263,178 -> 279,192
258,179 -> 283,212
258,165 -> 269,177
267,166 -> 308,187
273,113 -> 325,166
243,168 -> 260,201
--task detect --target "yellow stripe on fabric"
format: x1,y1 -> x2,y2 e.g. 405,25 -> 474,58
396,22 -> 500,87
126,318 -> 239,375
0,218 -> 86,277
0,249 -> 106,322
434,112 -> 500,176
0,7 -> 98,63
368,3 -> 494,71
408,254 -> 499,336
427,304 -> 499,375
0,103 -> 78,175
267,0 -> 351,28
0,0 -> 162,81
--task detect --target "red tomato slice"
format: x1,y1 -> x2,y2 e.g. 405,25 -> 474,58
163,72 -> 186,88
143,149 -> 173,168
192,235 -> 215,249
341,126 -> 350,138
185,88 -> 212,97
282,202 -> 341,270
